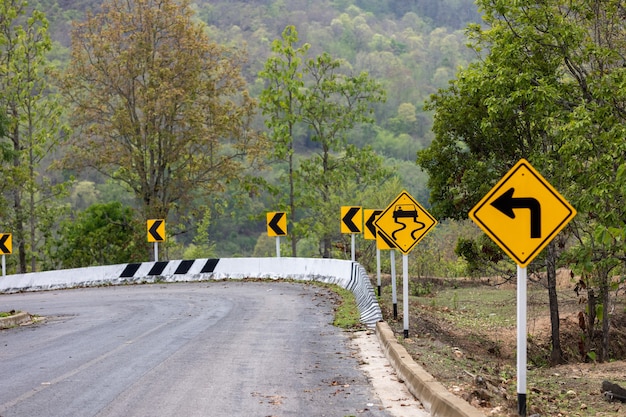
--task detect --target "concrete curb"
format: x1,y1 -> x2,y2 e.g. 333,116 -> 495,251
0,311 -> 31,329
376,321 -> 486,417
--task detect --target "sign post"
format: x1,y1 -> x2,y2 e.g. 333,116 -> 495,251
0,233 -> 11,277
147,220 -> 165,262
376,221 -> 398,318
375,191 -> 437,338
267,212 -> 287,258
469,159 -> 576,417
364,209 -> 383,295
390,249 -> 397,319
340,206 -> 362,261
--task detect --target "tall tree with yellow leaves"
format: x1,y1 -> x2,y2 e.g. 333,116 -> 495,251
61,0 -> 263,221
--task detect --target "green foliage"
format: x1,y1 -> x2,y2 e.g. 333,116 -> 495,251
0,0 -> 69,272
60,0 -> 264,222
327,284 -> 362,329
50,202 -> 146,268
5,0 -> 481,262
420,0 -> 626,361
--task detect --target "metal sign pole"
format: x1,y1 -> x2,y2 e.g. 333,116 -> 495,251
351,233 -> 356,261
154,242 -> 158,262
403,253 -> 409,338
517,265 -> 527,417
390,250 -> 397,319
2,254 -> 5,277
275,236 -> 281,258
376,247 -> 381,296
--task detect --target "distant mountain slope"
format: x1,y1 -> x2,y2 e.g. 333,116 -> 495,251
41,0 -> 481,161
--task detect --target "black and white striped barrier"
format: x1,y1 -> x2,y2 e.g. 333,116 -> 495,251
0,257 -> 382,327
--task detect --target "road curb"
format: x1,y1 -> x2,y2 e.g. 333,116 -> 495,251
375,321 -> 486,417
0,311 -> 31,329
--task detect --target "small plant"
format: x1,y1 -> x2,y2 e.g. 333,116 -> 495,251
410,280 -> 433,297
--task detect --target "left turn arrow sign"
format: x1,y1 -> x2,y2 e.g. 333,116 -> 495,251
147,219 -> 165,242
0,233 -> 12,254
267,212 -> 287,236
341,206 -> 362,234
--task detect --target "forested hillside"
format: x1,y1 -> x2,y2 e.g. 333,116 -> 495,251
1,0 -> 482,272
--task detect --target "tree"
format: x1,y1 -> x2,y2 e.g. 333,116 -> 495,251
61,0 -> 264,223
49,202 -> 145,268
418,0 -> 626,363
0,0 -> 66,273
298,51 -> 387,257
259,25 -> 309,257
260,26 -> 387,258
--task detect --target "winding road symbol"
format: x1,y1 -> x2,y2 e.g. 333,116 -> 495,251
391,204 -> 426,240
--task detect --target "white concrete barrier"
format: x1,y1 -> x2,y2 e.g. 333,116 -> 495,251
0,258 -> 382,327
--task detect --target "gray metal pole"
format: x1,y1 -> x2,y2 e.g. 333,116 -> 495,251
517,265 -> 527,416
391,250 -> 397,320
351,233 -> 356,261
403,253 -> 409,338
376,247 -> 381,296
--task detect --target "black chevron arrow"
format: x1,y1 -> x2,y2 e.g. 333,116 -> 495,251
268,212 -> 286,235
149,220 -> 164,241
342,207 -> 361,233
491,187 -> 541,238
365,210 -> 383,238
0,234 -> 10,253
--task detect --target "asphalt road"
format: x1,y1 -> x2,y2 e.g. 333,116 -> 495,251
0,281 -> 395,417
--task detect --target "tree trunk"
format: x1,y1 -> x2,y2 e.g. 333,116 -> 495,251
546,241 -> 564,365
587,288 -> 596,350
600,277 -> 610,362
11,106 -> 26,273
289,149 -> 297,257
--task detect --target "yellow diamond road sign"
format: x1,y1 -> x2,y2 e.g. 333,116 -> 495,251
375,191 -> 437,254
469,159 -> 576,267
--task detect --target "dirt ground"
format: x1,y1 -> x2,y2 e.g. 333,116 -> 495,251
378,272 -> 626,417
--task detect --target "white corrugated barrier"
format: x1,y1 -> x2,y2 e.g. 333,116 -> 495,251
0,257 -> 382,327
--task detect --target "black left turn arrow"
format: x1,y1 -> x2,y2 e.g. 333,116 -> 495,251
268,212 -> 286,235
342,207 -> 361,233
149,220 -> 164,241
491,187 -> 541,238
365,210 -> 383,238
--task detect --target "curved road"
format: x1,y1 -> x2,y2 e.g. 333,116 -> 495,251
0,281 -> 396,416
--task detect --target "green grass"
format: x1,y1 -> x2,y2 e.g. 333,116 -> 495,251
330,285 -> 362,329
414,286 -> 530,331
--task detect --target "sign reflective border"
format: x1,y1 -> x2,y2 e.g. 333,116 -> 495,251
469,159 -> 576,267
375,191 -> 437,254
